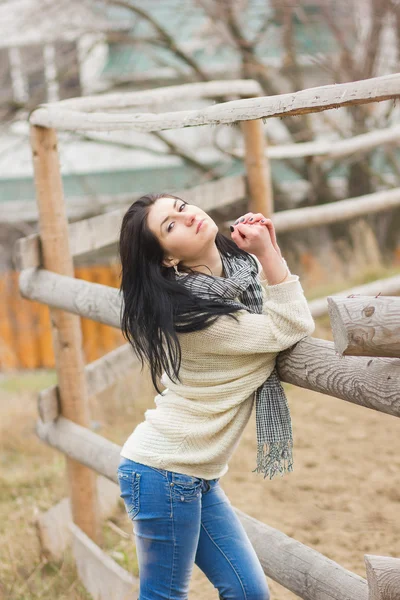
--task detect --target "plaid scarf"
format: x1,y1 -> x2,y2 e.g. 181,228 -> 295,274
176,251 -> 294,480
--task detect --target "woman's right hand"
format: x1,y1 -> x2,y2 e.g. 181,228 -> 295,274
230,212 -> 282,259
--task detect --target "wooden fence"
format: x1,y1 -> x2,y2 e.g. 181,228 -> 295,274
14,75 -> 400,599
0,265 -> 125,370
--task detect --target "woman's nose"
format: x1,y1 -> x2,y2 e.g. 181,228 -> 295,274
184,213 -> 196,226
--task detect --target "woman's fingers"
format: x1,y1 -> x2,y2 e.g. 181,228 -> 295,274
260,219 -> 279,253
234,212 -> 254,225
231,222 -> 276,255
234,212 -> 267,225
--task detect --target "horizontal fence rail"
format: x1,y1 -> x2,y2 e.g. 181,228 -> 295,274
35,415 -> 368,600
308,275 -> 400,318
38,343 -> 134,423
51,79 -> 263,111
232,123 -> 400,160
13,183 -> 400,271
276,337 -> 400,418
5,261 -> 399,370
227,187 -> 400,234
1,192 -> 138,224
328,296 -> 400,358
13,174 -> 246,270
18,268 -> 400,419
0,267 -> 125,370
30,74 -> 400,132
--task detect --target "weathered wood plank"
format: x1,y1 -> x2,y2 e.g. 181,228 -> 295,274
5,193 -> 137,225
328,296 -> 400,358
30,124 -> 100,543
38,343 -> 136,423
54,79 -> 263,111
237,508 -> 368,600
38,385 -> 61,423
30,73 -> 400,132
12,233 -> 43,270
21,270 -> 400,416
19,261 -> 400,326
70,522 -> 138,600
36,417 -> 122,481
276,337 -> 400,418
14,182 -> 400,271
13,175 -> 246,270
309,277 -> 400,319
232,123 -> 400,160
36,476 -> 121,562
35,416 -> 368,600
364,554 -> 400,600
226,188 -> 400,234
19,269 -> 121,327
241,119 -> 273,216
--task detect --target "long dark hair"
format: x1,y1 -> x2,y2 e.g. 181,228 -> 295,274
118,193 -> 250,393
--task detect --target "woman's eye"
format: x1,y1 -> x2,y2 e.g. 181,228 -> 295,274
167,203 -> 186,232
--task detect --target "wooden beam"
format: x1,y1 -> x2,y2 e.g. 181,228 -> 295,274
276,337 -> 400,419
30,73 -> 400,132
70,522 -> 138,600
237,508 -> 368,600
232,123 -> 400,160
365,554 -> 400,600
36,416 -> 122,481
5,193 -> 138,225
38,343 -> 136,423
13,174 -> 246,270
225,187 -> 400,234
241,119 -> 273,216
328,296 -> 400,358
18,270 -> 400,416
15,181 -> 400,272
39,289 -> 400,419
19,269 -> 121,327
309,276 -> 400,319
54,79 -> 263,111
19,262 -> 400,325
30,125 -> 100,544
36,476 -> 121,562
35,416 -> 368,600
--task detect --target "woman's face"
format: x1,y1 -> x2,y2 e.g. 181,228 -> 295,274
147,196 -> 218,267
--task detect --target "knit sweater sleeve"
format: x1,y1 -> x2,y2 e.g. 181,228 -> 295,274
199,275 -> 315,356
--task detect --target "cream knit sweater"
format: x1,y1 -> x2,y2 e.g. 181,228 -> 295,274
120,259 -> 315,479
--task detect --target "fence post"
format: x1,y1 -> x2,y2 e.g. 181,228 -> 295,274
30,125 -> 101,545
241,119 -> 273,217
365,554 -> 400,599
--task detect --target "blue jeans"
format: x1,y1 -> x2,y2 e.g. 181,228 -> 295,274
117,456 -> 270,600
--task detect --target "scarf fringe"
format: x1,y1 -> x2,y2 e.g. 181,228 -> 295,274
252,440 -> 294,480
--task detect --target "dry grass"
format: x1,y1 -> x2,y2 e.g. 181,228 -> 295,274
0,262 -> 399,599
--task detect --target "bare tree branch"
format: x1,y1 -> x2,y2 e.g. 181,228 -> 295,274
100,0 -> 210,81
152,131 -> 219,179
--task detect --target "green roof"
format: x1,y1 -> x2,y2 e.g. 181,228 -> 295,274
4,150 -> 399,204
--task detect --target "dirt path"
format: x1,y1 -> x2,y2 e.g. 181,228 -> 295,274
187,385 -> 400,599
1,372 -> 399,599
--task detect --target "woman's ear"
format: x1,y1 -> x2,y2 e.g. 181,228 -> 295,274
162,257 -> 177,269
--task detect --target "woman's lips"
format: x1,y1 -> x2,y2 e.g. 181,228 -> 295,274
196,218 -> 205,233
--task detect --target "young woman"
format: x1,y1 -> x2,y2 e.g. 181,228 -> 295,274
117,193 -> 315,600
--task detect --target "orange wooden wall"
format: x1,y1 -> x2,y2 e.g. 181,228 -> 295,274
0,264 -> 125,371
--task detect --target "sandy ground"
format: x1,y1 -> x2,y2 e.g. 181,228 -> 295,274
1,360 -> 399,599
182,384 -> 400,599
96,359 -> 400,600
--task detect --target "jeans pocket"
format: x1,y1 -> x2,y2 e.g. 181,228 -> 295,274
171,472 -> 202,503
117,470 -> 141,519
